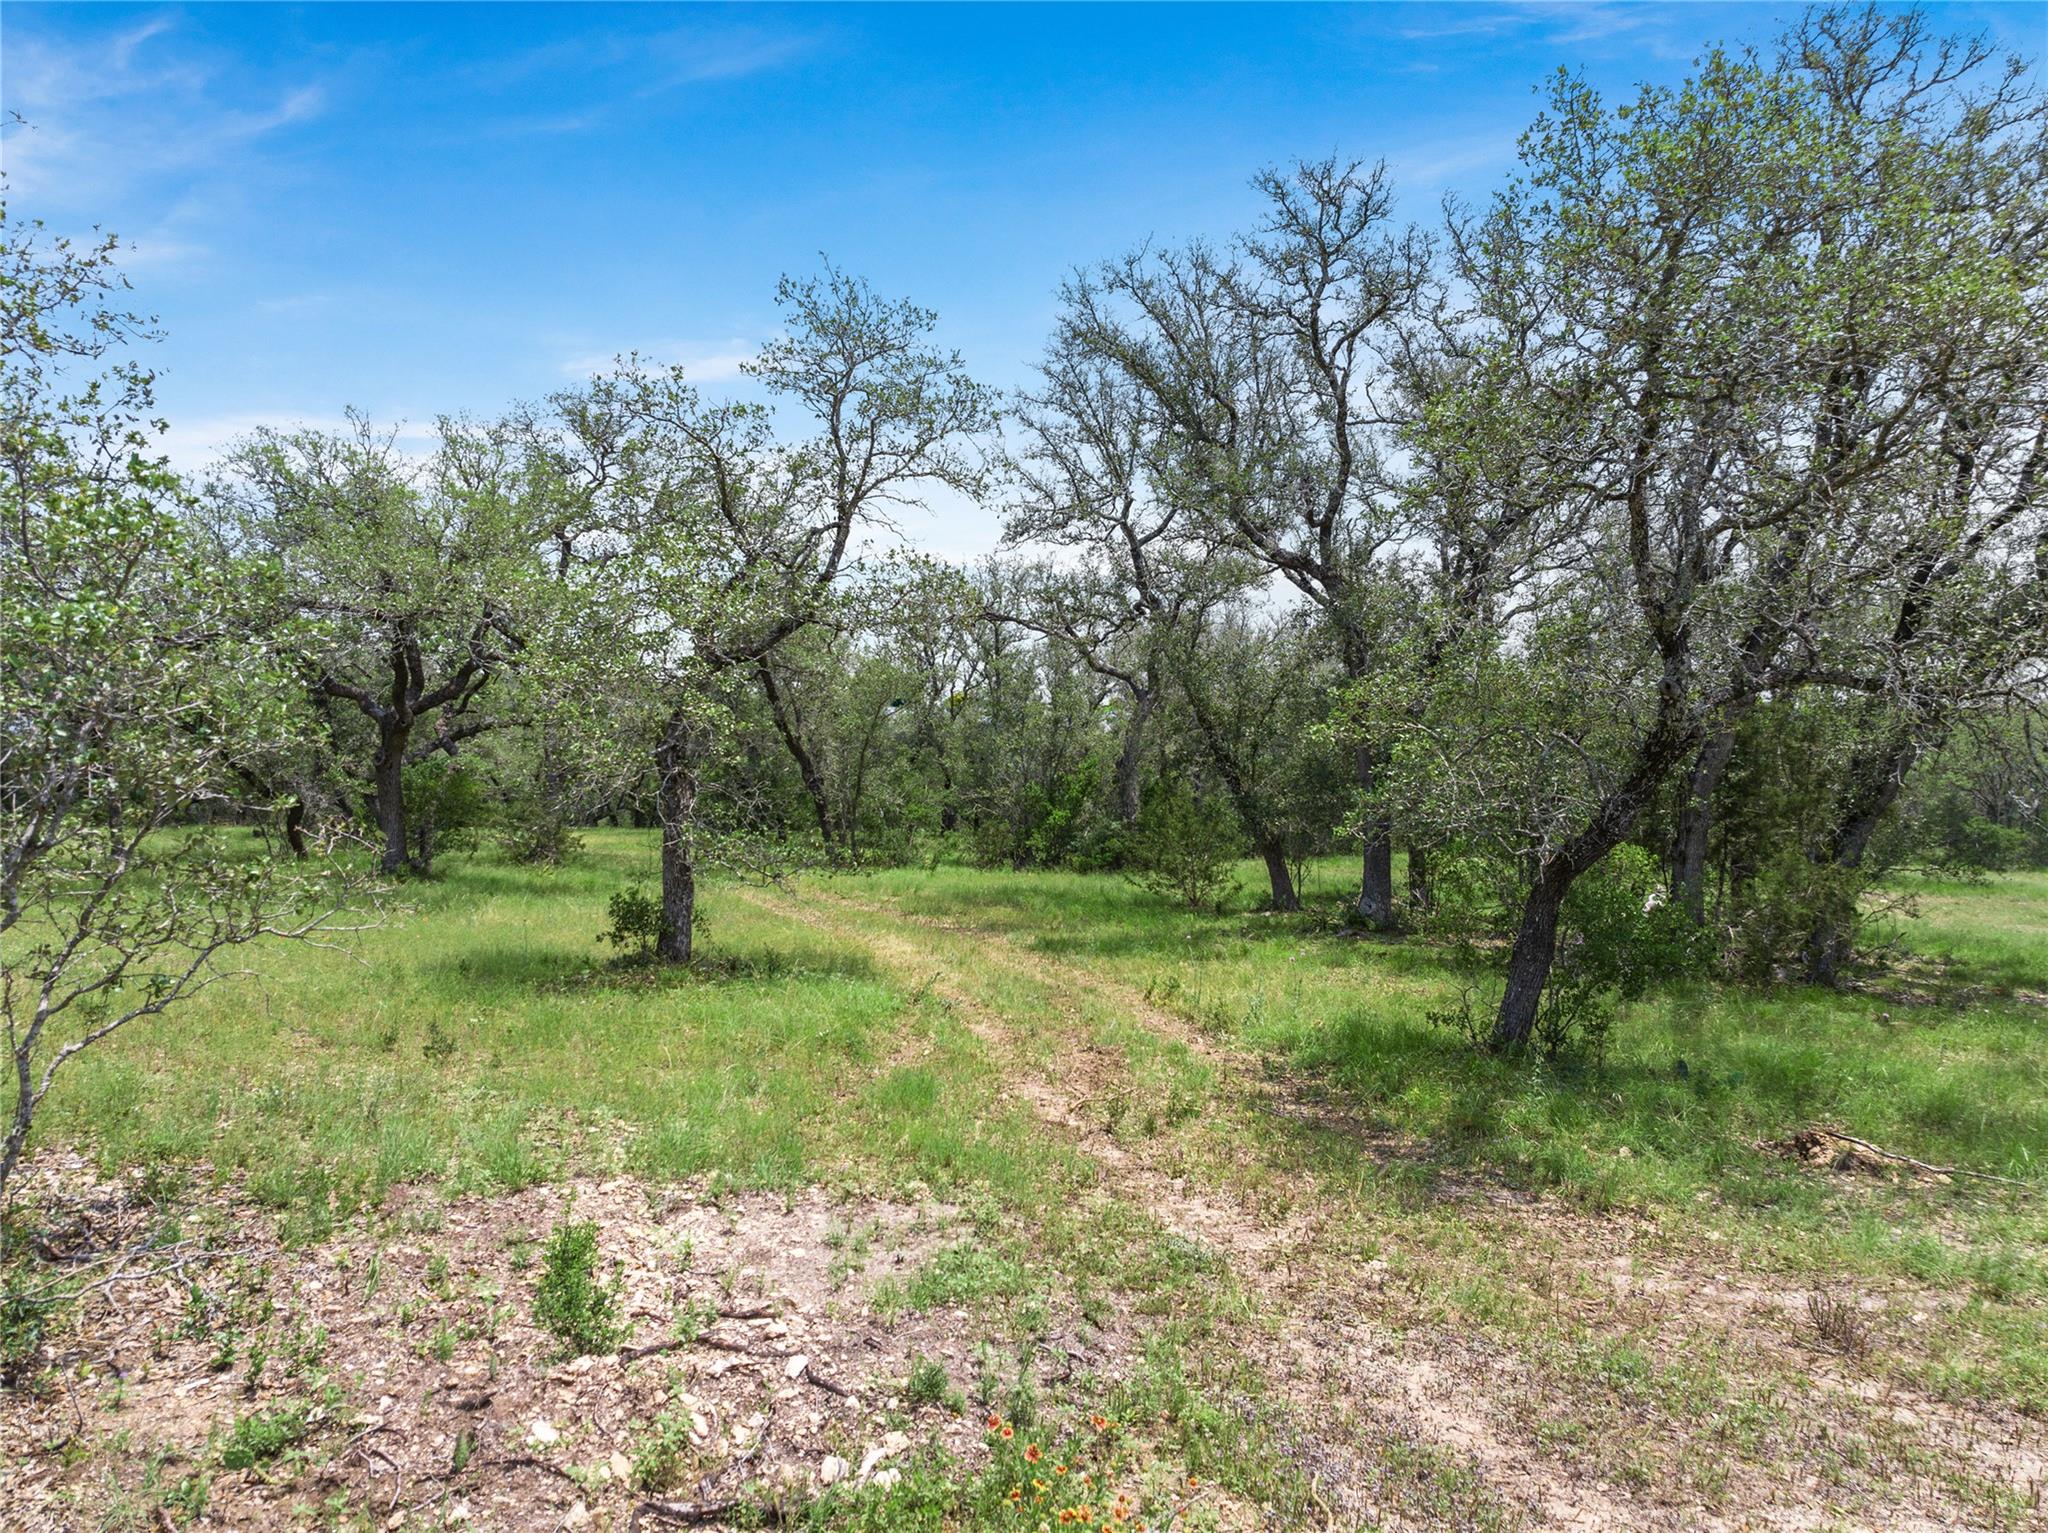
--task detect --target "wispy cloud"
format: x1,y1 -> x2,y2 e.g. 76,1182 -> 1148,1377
1389,3 -> 1696,63
558,341 -> 760,383
459,18 -> 822,136
1,13 -> 332,208
156,411 -> 438,473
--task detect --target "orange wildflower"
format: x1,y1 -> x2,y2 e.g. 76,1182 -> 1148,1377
1025,1443 -> 1043,1463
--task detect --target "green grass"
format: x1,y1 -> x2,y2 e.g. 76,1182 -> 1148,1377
849,857 -> 2047,1187
23,830 -> 2048,1507
1879,868 -> 2048,992
42,830 -> 1077,1230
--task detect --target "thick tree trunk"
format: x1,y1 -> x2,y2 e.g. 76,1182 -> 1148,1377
1258,840 -> 1300,912
1355,744 -> 1397,930
372,724 -> 411,873
1493,865 -> 1568,1050
1113,687 -> 1157,827
654,711 -> 706,965
1671,728 -> 1737,923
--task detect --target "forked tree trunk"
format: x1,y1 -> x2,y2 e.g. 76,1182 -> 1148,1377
654,710 -> 708,965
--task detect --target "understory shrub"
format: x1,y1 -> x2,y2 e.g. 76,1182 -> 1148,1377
532,1217 -> 626,1355
1124,783 -> 1239,914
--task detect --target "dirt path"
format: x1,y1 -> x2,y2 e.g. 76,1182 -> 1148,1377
741,887 -> 1639,1531
741,883 -> 2045,1533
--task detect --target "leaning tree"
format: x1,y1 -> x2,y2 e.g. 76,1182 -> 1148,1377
1387,12 -> 2046,1047
0,204 -> 365,1212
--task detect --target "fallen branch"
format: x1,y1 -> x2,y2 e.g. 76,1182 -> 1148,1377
619,1306 -> 780,1363
799,1366 -> 855,1398
1803,1127 -> 2031,1188
629,1499 -> 766,1530
472,1453 -> 584,1488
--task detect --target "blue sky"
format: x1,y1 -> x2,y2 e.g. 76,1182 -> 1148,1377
4,2 -> 2039,555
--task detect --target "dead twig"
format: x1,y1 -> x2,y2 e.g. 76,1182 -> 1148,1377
629,1500 -> 761,1530
800,1366 -> 855,1398
1810,1127 -> 2031,1187
618,1306 -> 780,1362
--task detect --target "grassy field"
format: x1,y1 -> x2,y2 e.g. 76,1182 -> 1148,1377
10,831 -> 2047,1530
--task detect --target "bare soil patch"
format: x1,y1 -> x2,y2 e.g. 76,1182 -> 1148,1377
2,1155 -> 1141,1531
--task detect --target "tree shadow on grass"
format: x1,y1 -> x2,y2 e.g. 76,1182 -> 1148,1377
425,939 -> 880,996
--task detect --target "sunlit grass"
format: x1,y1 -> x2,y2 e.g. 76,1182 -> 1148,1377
41,830 -> 1077,1231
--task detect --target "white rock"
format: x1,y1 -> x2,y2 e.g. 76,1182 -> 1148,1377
858,1445 -> 888,1480
609,1451 -> 632,1480
873,1467 -> 901,1489
564,1502 -> 591,1529
820,1454 -> 850,1485
785,1353 -> 810,1379
528,1419 -> 560,1446
882,1430 -> 911,1455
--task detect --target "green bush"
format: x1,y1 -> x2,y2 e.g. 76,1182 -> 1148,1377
218,1404 -> 311,1469
600,887 -> 670,963
1124,783 -> 1239,914
532,1217 -> 626,1356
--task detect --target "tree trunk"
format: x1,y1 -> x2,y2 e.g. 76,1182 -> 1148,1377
1113,685 -> 1157,827
1671,728 -> 1737,923
1493,865 -> 1568,1050
282,798 -> 309,858
372,723 -> 411,873
756,661 -> 842,857
1803,731 -> 1920,986
1258,839 -> 1300,912
1355,744 -> 1397,929
1407,843 -> 1432,915
654,710 -> 706,965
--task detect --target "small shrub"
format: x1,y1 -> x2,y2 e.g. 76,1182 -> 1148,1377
905,1353 -> 958,1410
532,1217 -> 626,1356
499,800 -> 583,866
218,1403 -> 311,1469
600,887 -> 670,963
1124,784 -> 1239,914
0,1270 -> 59,1387
631,1406 -> 698,1491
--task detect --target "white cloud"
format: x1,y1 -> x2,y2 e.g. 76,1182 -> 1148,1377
0,14 -> 330,204
558,341 -> 759,382
153,412 -> 437,474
